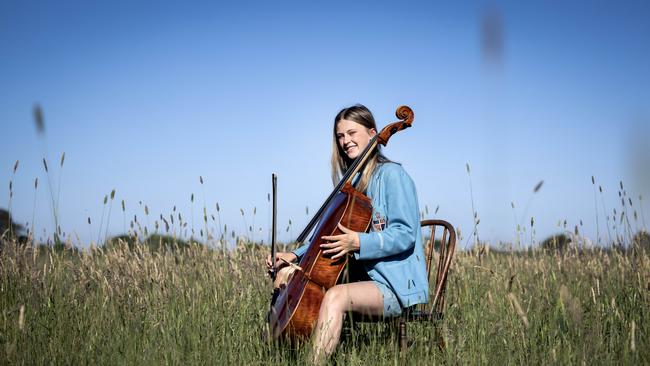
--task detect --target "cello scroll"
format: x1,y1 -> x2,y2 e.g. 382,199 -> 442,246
377,105 -> 414,146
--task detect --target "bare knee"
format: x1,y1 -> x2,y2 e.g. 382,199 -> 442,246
321,285 -> 348,314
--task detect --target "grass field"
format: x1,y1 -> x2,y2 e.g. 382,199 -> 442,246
1,234 -> 648,365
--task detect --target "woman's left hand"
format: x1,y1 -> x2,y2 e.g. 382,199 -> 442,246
320,223 -> 360,260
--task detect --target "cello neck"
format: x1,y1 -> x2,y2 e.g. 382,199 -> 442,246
295,106 -> 414,244
295,137 -> 377,243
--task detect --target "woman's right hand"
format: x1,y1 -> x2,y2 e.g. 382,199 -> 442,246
266,252 -> 298,276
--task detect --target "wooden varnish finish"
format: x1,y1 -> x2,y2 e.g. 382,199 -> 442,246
271,184 -> 372,339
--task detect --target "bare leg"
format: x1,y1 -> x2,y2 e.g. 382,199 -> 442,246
311,281 -> 384,363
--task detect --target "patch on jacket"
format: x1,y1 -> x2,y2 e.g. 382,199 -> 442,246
372,211 -> 386,231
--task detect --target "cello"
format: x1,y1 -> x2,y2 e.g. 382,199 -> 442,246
268,105 -> 414,341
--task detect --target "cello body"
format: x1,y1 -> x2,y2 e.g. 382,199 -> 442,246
269,183 -> 372,339
267,105 -> 414,341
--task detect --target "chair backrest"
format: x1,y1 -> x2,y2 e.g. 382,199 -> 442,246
419,219 -> 456,315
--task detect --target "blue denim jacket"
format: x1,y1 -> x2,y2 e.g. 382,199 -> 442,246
292,162 -> 429,308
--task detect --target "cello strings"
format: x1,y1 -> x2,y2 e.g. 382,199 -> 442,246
295,135 -> 379,243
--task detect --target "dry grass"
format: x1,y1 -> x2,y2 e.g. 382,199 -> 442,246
1,235 -> 648,364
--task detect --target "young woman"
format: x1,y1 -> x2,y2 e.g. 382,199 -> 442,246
267,104 -> 428,361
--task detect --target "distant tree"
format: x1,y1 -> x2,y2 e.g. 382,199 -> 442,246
0,208 -> 24,238
145,234 -> 196,252
104,234 -> 139,251
632,231 -> 650,253
103,233 -> 203,252
540,233 -> 571,252
0,208 -> 28,252
236,238 -> 269,254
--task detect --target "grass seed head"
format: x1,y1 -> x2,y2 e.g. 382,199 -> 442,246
559,284 -> 583,326
18,305 -> 25,331
631,320 -> 636,352
507,292 -> 529,328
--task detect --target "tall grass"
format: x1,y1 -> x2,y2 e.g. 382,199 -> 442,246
1,235 -> 648,364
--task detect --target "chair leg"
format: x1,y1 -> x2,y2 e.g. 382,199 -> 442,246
399,320 -> 407,353
341,312 -> 354,344
434,324 -> 446,351
341,324 -> 351,343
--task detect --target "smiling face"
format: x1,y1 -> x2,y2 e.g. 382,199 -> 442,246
336,119 -> 377,160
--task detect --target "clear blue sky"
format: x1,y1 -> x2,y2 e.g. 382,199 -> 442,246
1,0 -> 649,248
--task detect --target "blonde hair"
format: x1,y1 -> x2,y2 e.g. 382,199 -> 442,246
330,104 -> 390,193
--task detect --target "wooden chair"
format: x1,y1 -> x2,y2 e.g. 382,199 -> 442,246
397,219 -> 456,352
344,219 -> 456,352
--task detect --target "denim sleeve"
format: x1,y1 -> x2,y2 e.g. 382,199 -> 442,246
355,165 -> 419,260
291,242 -> 309,259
